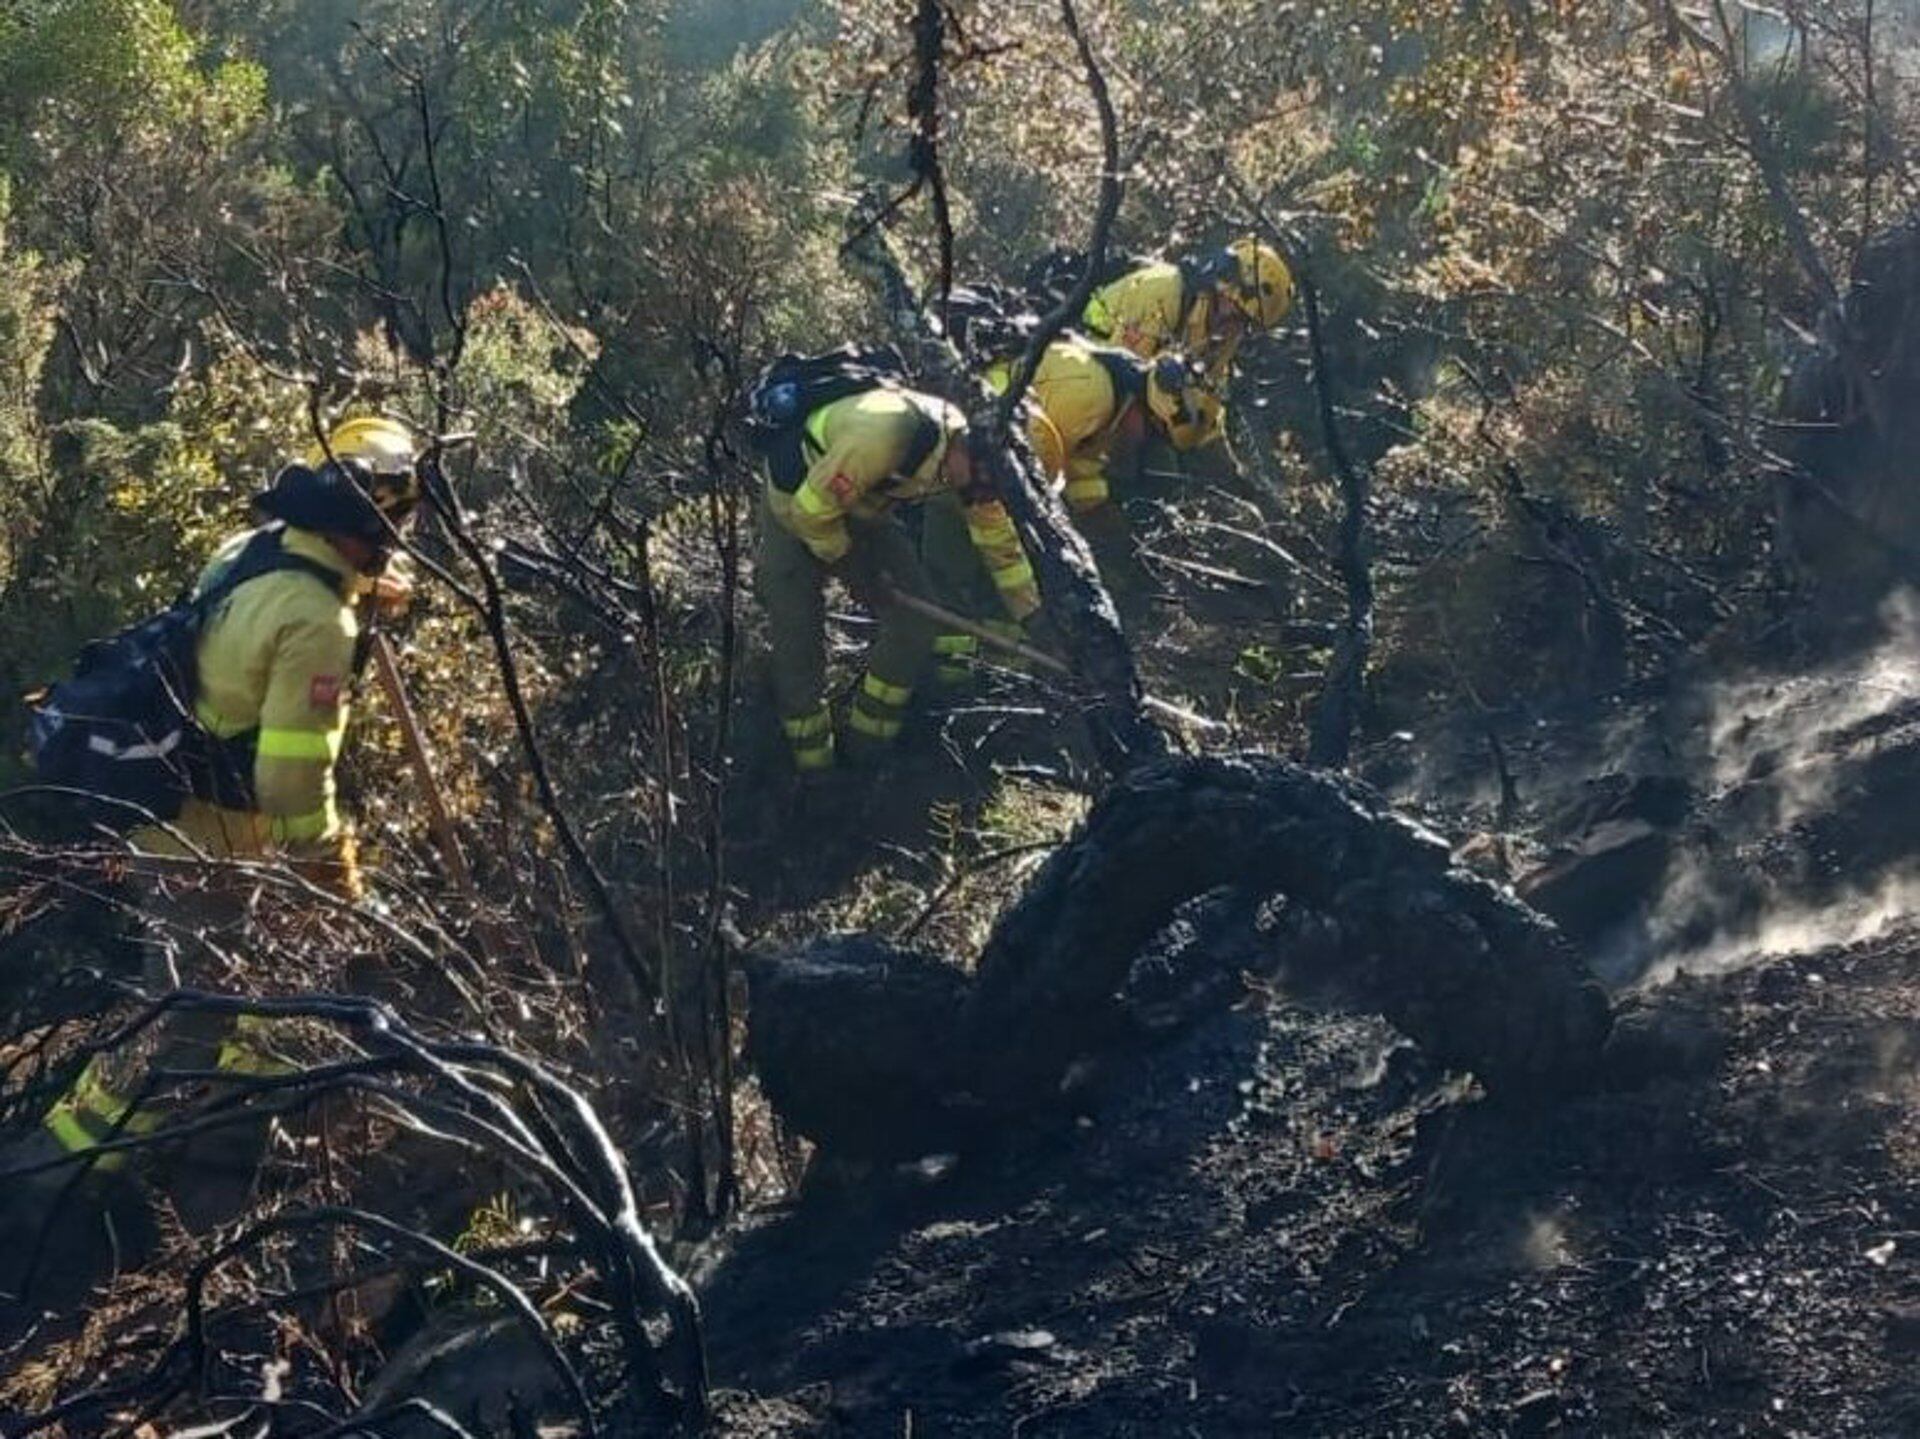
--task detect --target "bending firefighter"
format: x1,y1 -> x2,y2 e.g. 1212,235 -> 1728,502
34,417 -> 420,1191
917,337 -> 1219,644
987,337 -> 1222,530
752,353 -> 1039,772
1078,236 -> 1293,456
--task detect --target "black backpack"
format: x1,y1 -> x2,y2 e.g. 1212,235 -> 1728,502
1021,246 -> 1158,314
932,283 -> 1045,363
24,526 -> 345,827
747,346 -> 936,494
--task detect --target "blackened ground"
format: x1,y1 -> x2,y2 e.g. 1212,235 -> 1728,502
700,561 -> 1920,1439
703,931 -> 1918,1437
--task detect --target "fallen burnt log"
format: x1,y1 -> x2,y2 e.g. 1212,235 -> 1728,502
746,756 -> 1613,1160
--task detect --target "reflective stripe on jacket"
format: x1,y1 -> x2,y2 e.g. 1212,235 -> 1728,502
763,388 -> 1037,618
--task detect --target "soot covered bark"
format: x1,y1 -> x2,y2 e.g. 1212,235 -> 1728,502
745,756 -> 1614,1160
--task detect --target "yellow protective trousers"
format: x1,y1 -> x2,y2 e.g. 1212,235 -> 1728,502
756,497 -> 942,766
43,873 -> 289,1172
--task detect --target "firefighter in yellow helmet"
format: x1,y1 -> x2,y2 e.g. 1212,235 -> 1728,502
980,339 -> 1223,519
1085,237 -> 1294,375
924,340 -> 1219,659
1079,237 -> 1292,470
22,417 -> 422,1210
757,386 -> 1038,772
146,415 -> 422,879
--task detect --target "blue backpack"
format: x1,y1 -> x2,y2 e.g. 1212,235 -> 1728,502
24,527 -> 342,826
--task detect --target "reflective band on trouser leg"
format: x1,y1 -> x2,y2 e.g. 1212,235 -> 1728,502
782,704 -> 835,771
847,708 -> 903,741
217,1014 -> 294,1077
933,634 -> 980,685
269,804 -> 336,845
848,673 -> 910,742
861,674 -> 910,708
43,1061 -> 163,1169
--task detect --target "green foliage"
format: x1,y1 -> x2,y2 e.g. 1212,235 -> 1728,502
0,0 -> 197,136
0,0 -> 265,164
1,0 -> 274,422
0,180 -> 62,585
0,416 -> 231,782
665,0 -> 810,68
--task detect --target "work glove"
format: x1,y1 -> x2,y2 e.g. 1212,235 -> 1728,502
368,554 -> 416,620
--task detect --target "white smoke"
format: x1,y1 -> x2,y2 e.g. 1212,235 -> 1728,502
1639,589 -> 1920,985
1644,860 -> 1920,986
1701,588 -> 1920,822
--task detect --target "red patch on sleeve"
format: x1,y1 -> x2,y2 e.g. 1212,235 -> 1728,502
825,472 -> 859,507
309,676 -> 343,710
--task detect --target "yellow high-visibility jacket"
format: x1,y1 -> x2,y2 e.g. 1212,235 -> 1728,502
139,526 -> 365,860
765,388 -> 1039,618
1084,261 -> 1243,383
989,340 -> 1140,514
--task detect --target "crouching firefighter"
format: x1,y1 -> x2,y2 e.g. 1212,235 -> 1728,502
984,337 -> 1223,538
749,348 -> 1040,772
928,336 -> 1220,629
16,417 -> 421,1211
1081,236 -> 1294,380
1027,237 -> 1293,472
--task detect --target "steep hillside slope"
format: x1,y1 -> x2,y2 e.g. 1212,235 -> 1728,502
705,641 -> 1920,1437
706,929 -> 1917,1437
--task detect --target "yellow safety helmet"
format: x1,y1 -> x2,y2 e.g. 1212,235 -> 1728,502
1218,237 -> 1294,330
1144,354 -> 1223,451
307,417 -> 423,523
260,416 -> 423,541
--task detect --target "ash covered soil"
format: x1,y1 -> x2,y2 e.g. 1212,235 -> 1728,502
705,934 -> 1917,1438
701,640 -> 1920,1437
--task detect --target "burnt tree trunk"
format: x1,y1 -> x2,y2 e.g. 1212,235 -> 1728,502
1298,272 -> 1376,768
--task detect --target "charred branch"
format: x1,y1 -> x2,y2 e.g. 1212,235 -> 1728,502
0,990 -> 708,1434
